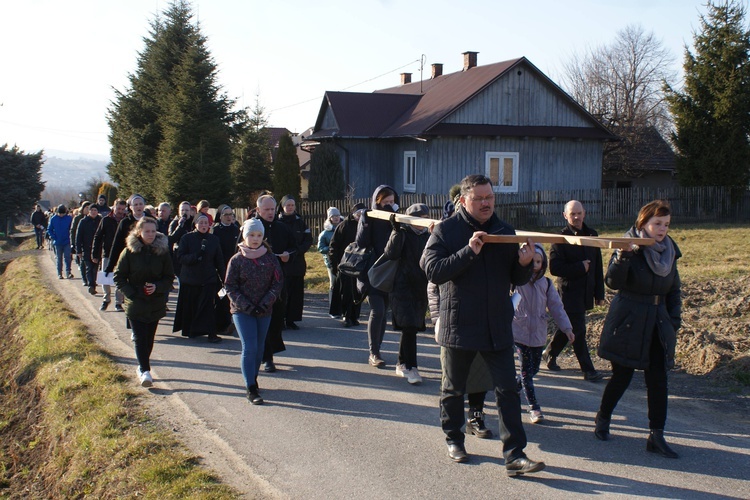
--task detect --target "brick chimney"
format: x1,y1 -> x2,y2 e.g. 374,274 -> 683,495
400,72 -> 412,85
463,51 -> 478,71
431,63 -> 443,79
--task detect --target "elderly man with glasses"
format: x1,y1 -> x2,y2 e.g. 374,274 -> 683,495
420,174 -> 545,477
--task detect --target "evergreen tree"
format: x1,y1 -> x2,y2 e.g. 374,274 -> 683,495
0,144 -> 45,226
230,98 -> 272,208
272,133 -> 300,200
666,0 -> 750,187
108,0 -> 241,205
307,143 -> 345,201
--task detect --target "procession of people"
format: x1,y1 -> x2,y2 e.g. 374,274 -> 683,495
43,176 -> 682,475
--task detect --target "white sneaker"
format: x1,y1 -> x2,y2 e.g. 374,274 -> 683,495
406,367 -> 422,385
529,409 -> 544,424
395,364 -> 409,378
137,368 -> 153,387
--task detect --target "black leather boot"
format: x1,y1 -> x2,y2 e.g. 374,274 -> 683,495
467,409 -> 493,439
594,412 -> 611,441
247,385 -> 264,405
647,429 -> 678,458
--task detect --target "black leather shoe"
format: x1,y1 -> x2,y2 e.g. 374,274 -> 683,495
546,357 -> 561,371
264,361 -> 276,373
505,455 -> 546,476
247,386 -> 264,405
584,371 -> 604,381
88,286 -> 97,295
647,429 -> 678,458
207,334 -> 222,343
100,301 -> 110,311
467,411 -> 493,439
447,444 -> 468,463
594,412 -> 611,441
343,319 -> 352,327
286,321 -> 300,330
115,304 -> 124,312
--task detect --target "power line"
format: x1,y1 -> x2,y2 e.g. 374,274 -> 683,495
270,58 -> 421,113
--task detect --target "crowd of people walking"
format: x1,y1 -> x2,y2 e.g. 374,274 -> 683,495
39,175 -> 682,475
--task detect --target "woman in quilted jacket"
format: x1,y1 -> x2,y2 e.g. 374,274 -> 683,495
225,218 -> 283,405
594,199 -> 682,459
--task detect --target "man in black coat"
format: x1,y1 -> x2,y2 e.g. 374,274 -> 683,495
93,199 -> 127,310
93,194 -> 111,217
76,205 -> 102,295
256,195 -> 297,372
71,201 -> 91,286
420,174 -> 544,476
156,202 -> 172,235
30,204 -> 47,249
545,200 -> 605,381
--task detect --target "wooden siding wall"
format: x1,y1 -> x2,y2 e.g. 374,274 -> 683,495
338,135 -> 603,197
445,65 -> 592,127
246,186 -> 750,237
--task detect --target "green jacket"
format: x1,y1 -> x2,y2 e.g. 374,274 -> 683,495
114,231 -> 175,323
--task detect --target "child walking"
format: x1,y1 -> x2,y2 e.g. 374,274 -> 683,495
512,244 -> 574,423
225,219 -> 284,405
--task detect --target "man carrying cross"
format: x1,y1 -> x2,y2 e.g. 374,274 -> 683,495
420,174 -> 545,477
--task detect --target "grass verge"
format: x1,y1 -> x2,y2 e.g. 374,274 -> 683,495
0,256 -> 237,498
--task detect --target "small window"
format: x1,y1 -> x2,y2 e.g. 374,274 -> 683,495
403,151 -> 417,193
485,152 -> 519,193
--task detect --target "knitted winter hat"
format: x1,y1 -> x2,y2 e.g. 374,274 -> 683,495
327,207 -> 341,220
242,218 -> 265,239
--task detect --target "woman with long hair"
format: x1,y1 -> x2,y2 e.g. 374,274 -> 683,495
114,217 -> 175,387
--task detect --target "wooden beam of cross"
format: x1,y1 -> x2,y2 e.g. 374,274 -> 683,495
366,210 -> 653,250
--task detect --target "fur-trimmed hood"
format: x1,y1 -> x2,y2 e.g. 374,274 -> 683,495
126,231 -> 169,255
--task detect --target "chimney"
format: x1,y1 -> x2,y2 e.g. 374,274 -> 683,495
400,72 -> 412,85
431,63 -> 443,79
462,51 -> 478,71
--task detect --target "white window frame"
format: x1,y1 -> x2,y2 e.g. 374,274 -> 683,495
403,151 -> 417,193
485,152 -> 519,193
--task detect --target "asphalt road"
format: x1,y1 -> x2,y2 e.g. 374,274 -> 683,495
38,251 -> 750,499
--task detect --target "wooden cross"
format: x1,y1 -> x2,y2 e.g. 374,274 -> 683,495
366,210 -> 653,250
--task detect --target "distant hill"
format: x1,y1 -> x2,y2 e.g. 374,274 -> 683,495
41,150 -> 110,189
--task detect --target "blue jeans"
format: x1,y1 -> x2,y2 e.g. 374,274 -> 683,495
233,313 -> 272,388
54,244 -> 72,276
34,227 -> 44,248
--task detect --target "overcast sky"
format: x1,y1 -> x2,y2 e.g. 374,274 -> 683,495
0,0 -> 720,158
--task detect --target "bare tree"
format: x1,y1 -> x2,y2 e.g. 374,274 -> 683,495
564,24 -> 675,132
562,25 -> 677,177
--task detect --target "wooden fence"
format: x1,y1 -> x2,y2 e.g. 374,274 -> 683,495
236,186 -> 750,236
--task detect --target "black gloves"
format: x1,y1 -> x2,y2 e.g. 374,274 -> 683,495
390,213 -> 401,231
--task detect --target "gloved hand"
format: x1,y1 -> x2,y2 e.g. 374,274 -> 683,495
389,213 -> 401,231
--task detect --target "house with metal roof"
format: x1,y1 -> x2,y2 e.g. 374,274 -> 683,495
306,52 -> 617,198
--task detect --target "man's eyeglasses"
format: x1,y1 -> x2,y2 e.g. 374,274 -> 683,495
468,195 -> 495,205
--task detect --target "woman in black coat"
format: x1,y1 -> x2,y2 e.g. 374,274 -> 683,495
173,214 -> 226,342
276,195 -> 312,330
329,203 -> 366,327
382,204 -> 430,385
356,185 -> 400,368
595,199 -> 682,458
114,217 -> 175,387
213,204 -> 241,334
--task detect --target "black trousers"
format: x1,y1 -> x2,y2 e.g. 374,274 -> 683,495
548,311 -> 596,373
599,331 -> 668,429
130,318 -> 159,372
263,288 -> 288,362
339,274 -> 361,322
398,327 -> 418,368
285,275 -> 305,322
83,257 -> 98,288
441,345 -> 527,461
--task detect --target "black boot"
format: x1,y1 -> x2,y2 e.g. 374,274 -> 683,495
247,385 -> 264,405
646,429 -> 678,458
594,412 -> 611,441
467,409 -> 493,439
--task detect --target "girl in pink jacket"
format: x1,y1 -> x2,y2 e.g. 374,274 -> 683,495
512,244 -> 574,424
